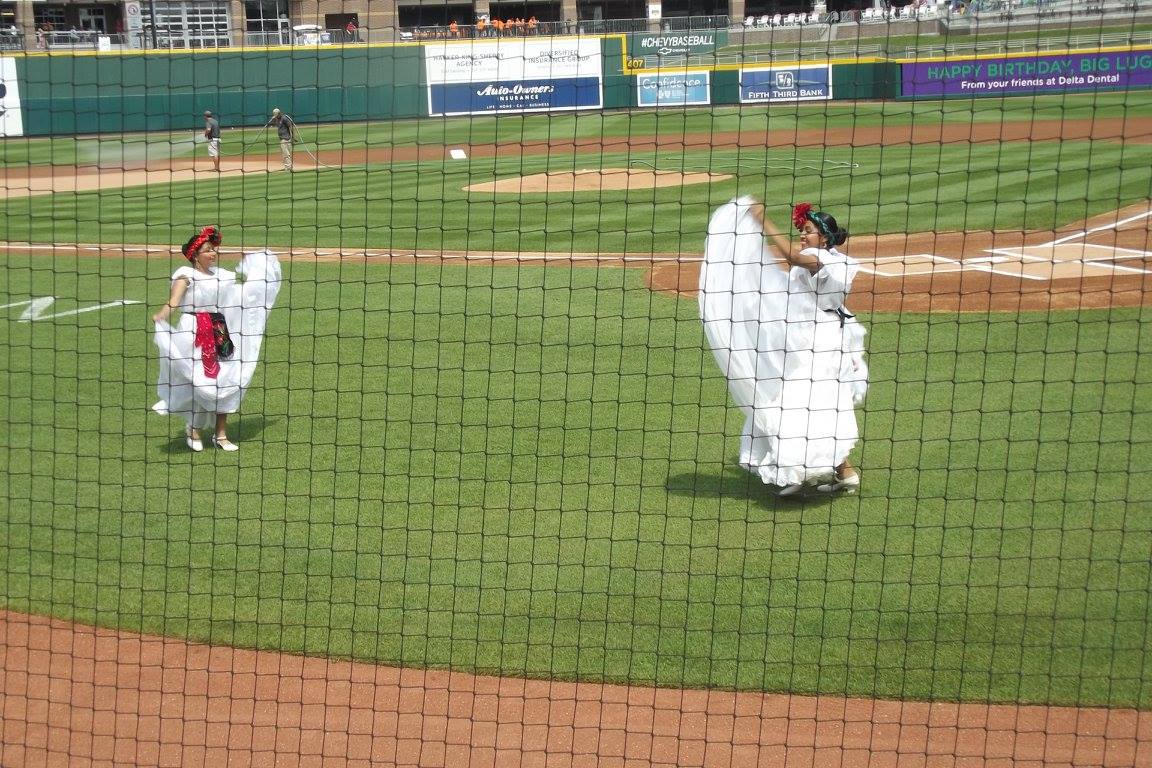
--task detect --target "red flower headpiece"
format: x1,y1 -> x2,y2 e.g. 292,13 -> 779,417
182,225 -> 222,261
791,202 -> 813,231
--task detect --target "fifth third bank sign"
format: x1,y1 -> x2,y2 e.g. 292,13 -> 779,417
739,65 -> 832,103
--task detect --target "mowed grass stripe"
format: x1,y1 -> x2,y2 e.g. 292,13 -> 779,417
1,256 -> 1149,707
2,140 -> 1149,250
3,90 -> 1150,167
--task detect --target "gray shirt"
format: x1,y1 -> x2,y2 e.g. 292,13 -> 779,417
275,116 -> 294,141
205,117 -> 220,139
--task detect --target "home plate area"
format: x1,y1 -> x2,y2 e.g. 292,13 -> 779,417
864,243 -> 1152,281
859,209 -> 1152,283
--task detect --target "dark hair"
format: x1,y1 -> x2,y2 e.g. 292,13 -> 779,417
181,225 -> 222,261
810,211 -> 848,247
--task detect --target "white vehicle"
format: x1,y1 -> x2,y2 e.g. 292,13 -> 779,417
292,24 -> 331,45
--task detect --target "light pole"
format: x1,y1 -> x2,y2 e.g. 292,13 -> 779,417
148,0 -> 157,48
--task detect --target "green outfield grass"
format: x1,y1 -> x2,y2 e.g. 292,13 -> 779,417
1,254 -> 1149,708
3,87 -> 1150,711
2,138 -> 1150,252
3,91 -> 1151,168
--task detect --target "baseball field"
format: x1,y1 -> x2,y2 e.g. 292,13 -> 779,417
2,61 -> 1151,764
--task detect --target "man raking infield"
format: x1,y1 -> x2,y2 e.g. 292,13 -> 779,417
203,110 -> 221,171
270,108 -> 298,171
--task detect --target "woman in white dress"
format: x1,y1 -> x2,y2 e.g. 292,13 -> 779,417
699,197 -> 868,496
151,226 -> 282,452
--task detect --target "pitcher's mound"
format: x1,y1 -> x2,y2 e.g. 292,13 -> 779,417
465,168 -> 731,194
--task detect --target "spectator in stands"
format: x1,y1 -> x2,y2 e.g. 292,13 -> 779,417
448,19 -> 459,38
476,16 -> 487,37
528,16 -> 538,34
152,226 -> 282,454
345,19 -> 358,43
699,198 -> 868,497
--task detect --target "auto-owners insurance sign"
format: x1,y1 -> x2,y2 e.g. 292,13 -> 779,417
0,58 -> 24,136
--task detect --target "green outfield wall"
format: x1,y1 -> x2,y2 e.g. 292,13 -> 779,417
9,40 -> 1055,138
13,46 -> 425,136
599,36 -> 897,108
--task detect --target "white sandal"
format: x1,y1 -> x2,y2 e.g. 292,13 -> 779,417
185,426 -> 203,453
816,474 -> 860,494
212,435 -> 239,452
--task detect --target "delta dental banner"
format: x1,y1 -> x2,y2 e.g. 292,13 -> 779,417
739,65 -> 832,103
0,57 -> 23,137
425,39 -> 603,116
902,49 -> 1152,96
636,71 -> 711,107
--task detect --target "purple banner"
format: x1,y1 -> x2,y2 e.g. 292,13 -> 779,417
901,49 -> 1152,97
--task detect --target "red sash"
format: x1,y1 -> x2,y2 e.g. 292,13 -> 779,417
194,312 -> 220,379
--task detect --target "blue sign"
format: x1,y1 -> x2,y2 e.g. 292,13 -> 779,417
739,66 -> 832,103
637,71 -> 711,107
429,77 -> 602,116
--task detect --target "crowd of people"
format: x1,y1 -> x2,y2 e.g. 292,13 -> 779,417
412,15 -> 543,40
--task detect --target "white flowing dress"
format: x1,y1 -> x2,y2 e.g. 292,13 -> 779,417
152,251 -> 282,430
699,198 -> 868,487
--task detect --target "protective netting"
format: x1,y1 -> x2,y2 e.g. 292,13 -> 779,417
1,4 -> 1149,765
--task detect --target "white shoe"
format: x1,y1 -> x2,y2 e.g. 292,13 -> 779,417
816,474 -> 860,494
212,435 -> 239,452
185,427 -> 203,453
777,483 -> 805,497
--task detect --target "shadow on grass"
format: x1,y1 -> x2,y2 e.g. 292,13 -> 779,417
161,415 -> 275,454
665,467 -> 838,508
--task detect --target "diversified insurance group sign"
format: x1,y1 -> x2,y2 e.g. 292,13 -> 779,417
901,49 -> 1152,96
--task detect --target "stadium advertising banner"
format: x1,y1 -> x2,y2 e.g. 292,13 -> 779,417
901,49 -> 1152,97
636,71 -> 711,107
625,31 -> 727,60
424,39 -> 603,116
739,65 -> 832,103
0,57 -> 23,137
